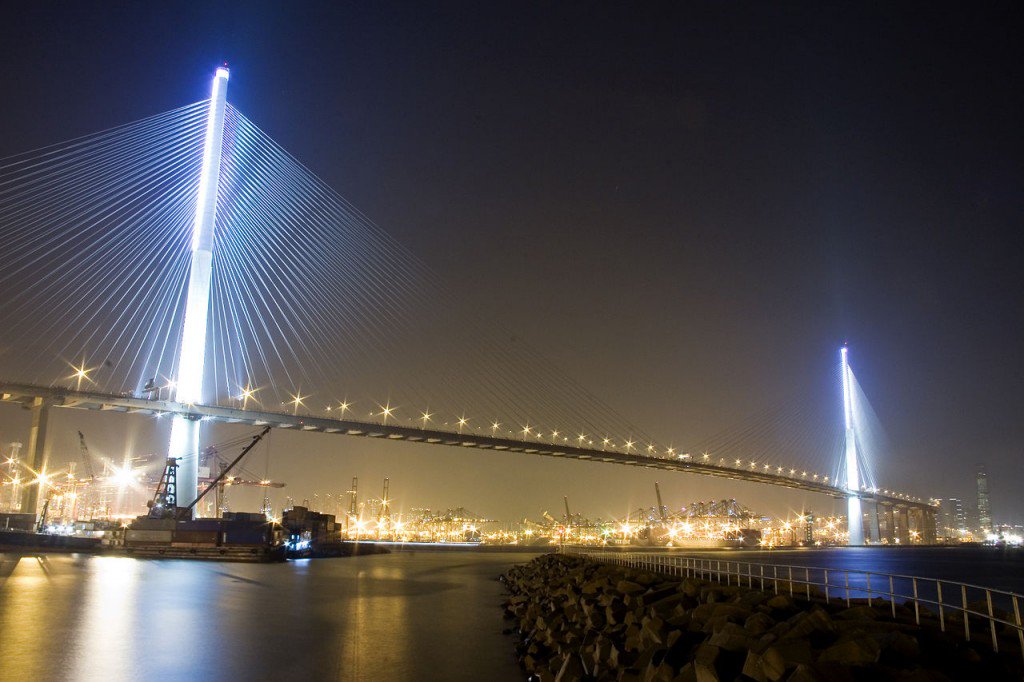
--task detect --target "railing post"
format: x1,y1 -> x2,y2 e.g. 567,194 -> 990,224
773,565 -> 779,595
748,563 -> 753,589
760,564 -> 765,591
1013,595 -> 1023,663
789,566 -> 794,598
824,569 -> 830,604
805,567 -> 811,602
845,572 -> 851,607
937,582 -> 945,632
962,584 -> 971,642
912,578 -> 920,625
987,590 -> 999,653
867,573 -> 872,607
889,575 -> 896,619
717,559 -> 721,582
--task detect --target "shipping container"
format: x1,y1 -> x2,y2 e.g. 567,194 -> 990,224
125,530 -> 174,543
172,530 -> 219,544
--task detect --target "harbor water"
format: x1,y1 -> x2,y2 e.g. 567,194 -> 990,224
1,546 -> 1022,681
0,550 -> 541,682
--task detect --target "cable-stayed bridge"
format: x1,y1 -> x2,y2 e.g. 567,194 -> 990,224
0,68 -> 936,543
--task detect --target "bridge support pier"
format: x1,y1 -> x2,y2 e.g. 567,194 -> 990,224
896,507 -> 911,544
866,500 -> 882,544
18,397 -> 50,517
921,508 -> 937,544
878,503 -> 895,543
847,496 -> 864,545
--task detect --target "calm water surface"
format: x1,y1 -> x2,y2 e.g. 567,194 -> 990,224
0,550 -> 541,682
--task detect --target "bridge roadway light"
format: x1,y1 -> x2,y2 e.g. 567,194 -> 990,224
239,385 -> 257,409
69,362 -> 92,390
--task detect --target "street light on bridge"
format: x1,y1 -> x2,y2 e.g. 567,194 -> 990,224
68,362 -> 94,391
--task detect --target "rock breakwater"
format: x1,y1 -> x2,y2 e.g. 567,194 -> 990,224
500,554 -> 1021,681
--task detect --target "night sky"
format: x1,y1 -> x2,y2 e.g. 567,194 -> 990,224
1,3 -> 1021,522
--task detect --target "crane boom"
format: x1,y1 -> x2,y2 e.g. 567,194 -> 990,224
76,431 -> 96,480
563,496 -> 572,527
222,476 -> 285,488
185,427 -> 272,514
655,482 -> 668,523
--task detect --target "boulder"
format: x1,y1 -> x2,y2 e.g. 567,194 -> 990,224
693,644 -> 720,682
745,612 -> 776,636
835,605 -> 878,621
784,664 -> 823,682
817,636 -> 881,665
762,639 -> 813,680
741,650 -> 769,682
618,580 -> 647,595
554,654 -> 583,681
707,622 -> 753,652
780,608 -> 834,641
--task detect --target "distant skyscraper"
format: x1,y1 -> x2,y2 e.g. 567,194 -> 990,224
976,465 -> 991,531
938,497 -> 966,538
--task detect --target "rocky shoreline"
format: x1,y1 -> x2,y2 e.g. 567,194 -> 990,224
500,554 -> 1022,681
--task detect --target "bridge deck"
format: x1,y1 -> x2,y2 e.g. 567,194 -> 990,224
0,381 -> 930,510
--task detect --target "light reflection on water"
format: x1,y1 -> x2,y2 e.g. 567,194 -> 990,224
0,551 -> 539,682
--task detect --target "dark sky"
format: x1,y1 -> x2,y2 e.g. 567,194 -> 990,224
1,2 -> 1022,522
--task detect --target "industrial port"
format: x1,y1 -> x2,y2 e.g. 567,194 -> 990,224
1,431 -> 943,560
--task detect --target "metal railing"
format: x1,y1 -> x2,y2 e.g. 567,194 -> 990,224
562,548 -> 1024,661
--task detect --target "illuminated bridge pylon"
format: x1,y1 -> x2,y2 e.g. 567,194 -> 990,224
167,66 -> 230,515
841,345 -> 864,545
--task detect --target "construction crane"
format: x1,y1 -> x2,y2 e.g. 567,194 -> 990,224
563,496 -> 573,528
147,458 -> 179,518
214,466 -> 286,517
76,431 -> 96,481
379,477 -> 391,527
222,476 -> 285,488
148,427 -> 271,519
348,477 -> 358,517
655,482 -> 668,524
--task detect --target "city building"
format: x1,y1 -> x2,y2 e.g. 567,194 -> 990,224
976,465 -> 991,531
937,497 -> 966,540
